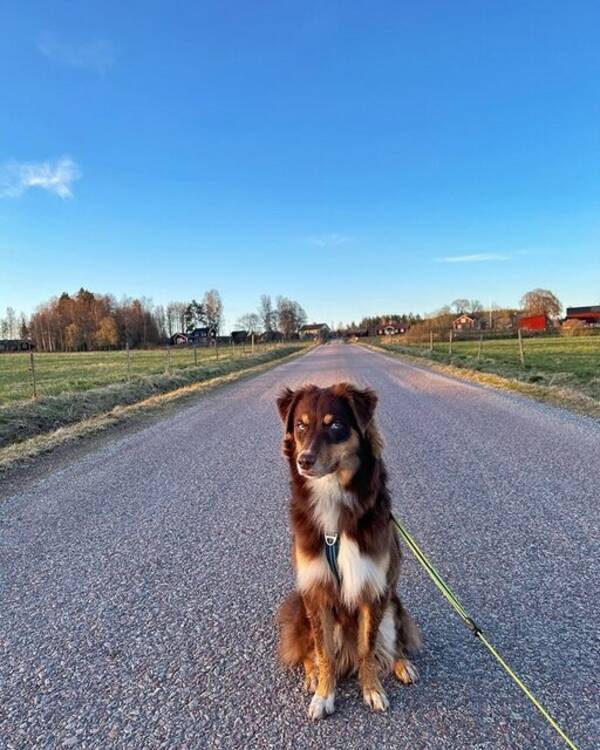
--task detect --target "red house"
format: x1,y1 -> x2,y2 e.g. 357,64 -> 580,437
518,314 -> 547,331
566,306 -> 600,325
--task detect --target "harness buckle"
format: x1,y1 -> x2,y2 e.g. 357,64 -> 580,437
324,533 -> 338,546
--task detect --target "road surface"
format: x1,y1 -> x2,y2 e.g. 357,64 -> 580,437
1,342 -> 598,749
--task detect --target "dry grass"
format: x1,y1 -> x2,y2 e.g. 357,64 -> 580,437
0,344 -> 308,453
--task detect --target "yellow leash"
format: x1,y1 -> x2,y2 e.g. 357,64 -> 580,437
391,513 -> 582,750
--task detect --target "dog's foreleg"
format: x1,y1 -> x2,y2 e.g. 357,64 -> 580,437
305,605 -> 336,720
358,601 -> 389,711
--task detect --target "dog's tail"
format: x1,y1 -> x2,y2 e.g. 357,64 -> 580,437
276,591 -> 313,667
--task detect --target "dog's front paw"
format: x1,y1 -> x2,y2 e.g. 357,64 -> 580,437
393,658 -> 419,685
363,686 -> 389,712
307,692 -> 335,720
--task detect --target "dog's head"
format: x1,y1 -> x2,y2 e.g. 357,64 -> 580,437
276,383 -> 379,480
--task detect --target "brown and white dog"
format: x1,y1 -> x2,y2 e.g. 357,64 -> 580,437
276,382 -> 421,720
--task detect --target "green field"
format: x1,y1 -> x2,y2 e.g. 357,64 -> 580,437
372,335 -> 600,400
0,343 -> 283,405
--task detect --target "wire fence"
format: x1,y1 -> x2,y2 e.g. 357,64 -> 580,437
0,338 -> 298,405
370,330 -> 600,386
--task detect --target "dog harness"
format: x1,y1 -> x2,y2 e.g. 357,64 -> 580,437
324,533 -> 341,586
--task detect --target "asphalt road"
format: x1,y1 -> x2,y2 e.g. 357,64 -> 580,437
1,342 -> 599,749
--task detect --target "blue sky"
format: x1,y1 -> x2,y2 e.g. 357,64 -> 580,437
1,1 -> 599,329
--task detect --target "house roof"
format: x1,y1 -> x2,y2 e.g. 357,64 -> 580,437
453,312 -> 482,322
566,305 -> 600,314
300,323 -> 328,331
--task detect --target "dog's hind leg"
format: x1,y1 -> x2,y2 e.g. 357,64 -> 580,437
277,592 -> 312,662
391,593 -> 421,685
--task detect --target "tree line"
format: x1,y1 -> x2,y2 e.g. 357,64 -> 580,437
1,288 -> 225,352
236,294 -> 307,338
1,288 -> 310,351
338,288 -> 564,337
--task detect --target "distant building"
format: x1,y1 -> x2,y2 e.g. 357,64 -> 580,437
187,327 -> 214,345
0,339 -> 35,353
375,321 -> 408,336
231,330 -> 248,344
168,332 -> 189,345
300,323 -> 330,340
259,330 -> 284,342
452,313 -> 487,331
518,314 -> 548,331
565,305 -> 600,326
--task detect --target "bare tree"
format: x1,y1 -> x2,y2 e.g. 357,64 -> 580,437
237,312 -> 261,333
153,305 -> 167,340
166,302 -> 188,335
520,289 -> 562,318
276,297 -> 307,338
5,307 -> 17,338
451,299 -> 470,314
203,289 -> 223,334
259,294 -> 275,333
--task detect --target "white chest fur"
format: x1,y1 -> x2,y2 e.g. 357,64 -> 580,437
337,535 -> 389,608
305,473 -> 354,533
296,473 -> 389,607
295,534 -> 389,608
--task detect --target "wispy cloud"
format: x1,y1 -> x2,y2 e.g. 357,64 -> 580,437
306,233 -> 353,248
0,157 -> 81,199
438,253 -> 511,263
38,32 -> 116,73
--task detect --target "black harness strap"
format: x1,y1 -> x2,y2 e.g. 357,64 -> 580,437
324,533 -> 341,586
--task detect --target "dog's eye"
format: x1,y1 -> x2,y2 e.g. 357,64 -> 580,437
296,421 -> 306,432
330,421 -> 344,431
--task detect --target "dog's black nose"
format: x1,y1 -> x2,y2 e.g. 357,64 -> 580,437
298,451 -> 316,469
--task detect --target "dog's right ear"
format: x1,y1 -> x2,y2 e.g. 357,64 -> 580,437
277,387 -> 302,460
276,387 -> 296,424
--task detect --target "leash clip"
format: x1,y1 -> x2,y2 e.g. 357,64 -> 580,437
324,533 -> 338,547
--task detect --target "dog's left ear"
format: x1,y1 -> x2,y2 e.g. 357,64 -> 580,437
336,383 -> 378,434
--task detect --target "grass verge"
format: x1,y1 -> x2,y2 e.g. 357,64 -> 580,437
0,345 -> 310,472
360,341 -> 600,421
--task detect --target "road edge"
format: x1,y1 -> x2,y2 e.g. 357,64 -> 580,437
358,341 -> 600,421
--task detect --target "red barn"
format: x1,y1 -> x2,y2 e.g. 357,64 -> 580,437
518,314 -> 547,331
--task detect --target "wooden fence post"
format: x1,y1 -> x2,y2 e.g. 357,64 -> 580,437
126,342 -> 131,381
165,344 -> 171,374
518,328 -> 526,367
429,330 -> 434,353
449,329 -> 453,356
477,335 -> 483,362
194,345 -> 198,366
251,333 -> 255,354
30,350 -> 37,399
